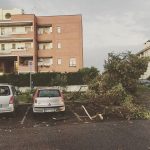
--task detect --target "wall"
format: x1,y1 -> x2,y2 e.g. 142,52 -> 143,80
0,8 -> 23,20
18,85 -> 88,92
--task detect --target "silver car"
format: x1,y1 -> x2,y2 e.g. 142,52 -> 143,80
32,88 -> 65,113
0,84 -> 18,114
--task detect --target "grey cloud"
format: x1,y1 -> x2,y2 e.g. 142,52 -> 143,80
0,0 -> 150,70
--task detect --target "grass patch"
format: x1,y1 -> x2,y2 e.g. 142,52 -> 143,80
18,93 -> 32,104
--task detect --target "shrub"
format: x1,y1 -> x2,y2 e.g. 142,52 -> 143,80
104,83 -> 127,105
78,67 -> 99,83
104,52 -> 149,93
86,52 -> 150,119
121,95 -> 150,119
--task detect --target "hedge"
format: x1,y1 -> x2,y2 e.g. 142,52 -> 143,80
0,72 -> 85,87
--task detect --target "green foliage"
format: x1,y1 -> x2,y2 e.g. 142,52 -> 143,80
66,72 -> 84,85
0,67 -> 98,87
104,52 -> 149,93
18,91 -> 32,104
79,67 -> 99,83
104,83 -> 127,105
122,95 -> 150,119
86,52 -> 150,119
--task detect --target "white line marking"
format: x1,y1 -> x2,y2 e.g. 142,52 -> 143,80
68,106 -> 82,121
81,105 -> 93,120
73,112 -> 82,121
20,106 -> 30,125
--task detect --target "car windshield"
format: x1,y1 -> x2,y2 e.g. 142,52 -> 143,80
0,86 -> 10,96
38,89 -> 61,97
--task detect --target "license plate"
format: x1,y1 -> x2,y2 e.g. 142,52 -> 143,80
44,108 -> 54,112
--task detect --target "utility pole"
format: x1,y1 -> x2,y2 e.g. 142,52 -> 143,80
28,61 -> 32,91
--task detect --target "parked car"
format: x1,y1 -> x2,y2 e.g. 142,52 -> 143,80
139,79 -> 150,87
0,84 -> 18,114
32,88 -> 65,113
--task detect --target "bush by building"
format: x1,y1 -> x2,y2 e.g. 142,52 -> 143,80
0,67 -> 99,87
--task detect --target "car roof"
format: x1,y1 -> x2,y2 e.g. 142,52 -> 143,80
37,88 -> 60,91
0,84 -> 12,87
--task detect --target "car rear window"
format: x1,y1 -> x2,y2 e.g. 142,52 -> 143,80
0,86 -> 10,96
38,89 -> 61,97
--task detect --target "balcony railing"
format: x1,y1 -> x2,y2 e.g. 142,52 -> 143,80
0,47 -> 34,55
0,38 -> 33,42
0,50 -> 11,54
0,31 -> 33,36
0,21 -> 33,27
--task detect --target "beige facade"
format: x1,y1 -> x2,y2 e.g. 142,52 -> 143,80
137,40 -> 150,79
0,9 -> 83,74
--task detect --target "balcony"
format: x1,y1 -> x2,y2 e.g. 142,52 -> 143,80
37,26 -> 53,42
18,56 -> 35,73
0,32 -> 34,41
0,49 -> 11,55
0,21 -> 33,27
38,57 -> 53,67
0,37 -> 33,43
0,48 -> 34,56
0,32 -> 34,38
0,25 -> 34,39
18,65 -> 35,73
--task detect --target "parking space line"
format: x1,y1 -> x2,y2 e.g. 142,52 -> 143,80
20,106 -> 30,125
73,112 -> 82,121
68,106 -> 83,122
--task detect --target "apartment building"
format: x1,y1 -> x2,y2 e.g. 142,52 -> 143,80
0,8 -> 83,74
137,40 -> 150,79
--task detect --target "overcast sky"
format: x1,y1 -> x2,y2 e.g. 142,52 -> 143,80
1,0 -> 150,71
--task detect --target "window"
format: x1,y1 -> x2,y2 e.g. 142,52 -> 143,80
25,26 -> 31,33
38,28 -> 43,35
0,86 -> 10,96
38,89 -> 60,97
44,58 -> 53,66
39,44 -> 43,50
1,44 -> 5,50
1,27 -> 5,35
57,58 -> 62,65
38,58 -> 53,66
57,26 -> 61,33
50,43 -> 53,49
19,57 -> 33,66
12,27 -> 16,33
39,43 -> 53,50
43,44 -> 46,50
69,58 -> 76,67
50,27 -> 53,33
57,43 -> 61,49
43,27 -> 50,34
38,27 -> 52,34
25,43 -> 31,49
12,43 -> 16,49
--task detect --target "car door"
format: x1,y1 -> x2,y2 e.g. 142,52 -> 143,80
0,86 -> 11,109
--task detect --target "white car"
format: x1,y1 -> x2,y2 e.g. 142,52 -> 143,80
32,88 -> 65,113
0,84 -> 18,114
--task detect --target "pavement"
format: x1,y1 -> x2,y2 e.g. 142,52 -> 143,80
0,105 -> 150,150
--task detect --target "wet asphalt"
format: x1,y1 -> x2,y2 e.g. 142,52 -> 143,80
0,105 -> 149,150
